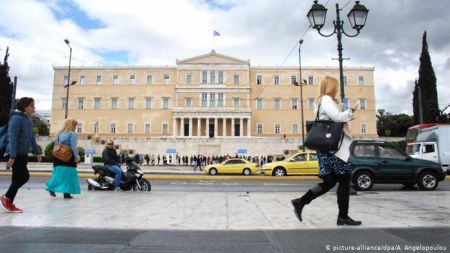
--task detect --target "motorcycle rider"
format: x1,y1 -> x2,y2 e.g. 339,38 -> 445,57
102,140 -> 123,191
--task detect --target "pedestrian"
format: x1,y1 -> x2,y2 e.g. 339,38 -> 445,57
144,154 -> 150,166
193,155 -> 202,171
102,140 -> 123,191
46,119 -> 81,199
1,97 -> 42,213
157,155 -> 161,165
291,76 -> 361,226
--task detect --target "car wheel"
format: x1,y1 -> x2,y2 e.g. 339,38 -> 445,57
209,168 -> 218,176
353,171 -> 373,191
417,171 -> 438,191
243,168 -> 251,176
273,167 -> 286,177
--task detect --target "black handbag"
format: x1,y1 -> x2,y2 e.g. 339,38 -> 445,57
304,101 -> 344,152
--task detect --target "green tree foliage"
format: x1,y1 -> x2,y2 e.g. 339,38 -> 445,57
413,31 -> 439,124
377,109 -> 414,137
31,115 -> 50,136
0,47 -> 13,127
44,141 -> 55,161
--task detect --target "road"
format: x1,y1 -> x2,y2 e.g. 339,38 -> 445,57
1,176 -> 450,192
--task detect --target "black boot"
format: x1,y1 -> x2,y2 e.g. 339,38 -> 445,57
291,190 -> 314,222
63,193 -> 73,199
337,216 -> 362,226
49,191 -> 56,197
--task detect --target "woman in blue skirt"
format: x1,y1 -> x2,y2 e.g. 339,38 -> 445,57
46,119 -> 80,199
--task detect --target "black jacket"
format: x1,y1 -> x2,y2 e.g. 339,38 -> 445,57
102,147 -> 120,166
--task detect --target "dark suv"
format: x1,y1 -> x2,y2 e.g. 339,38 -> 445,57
349,140 -> 446,191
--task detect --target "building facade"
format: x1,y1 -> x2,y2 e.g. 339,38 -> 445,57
50,50 -> 377,155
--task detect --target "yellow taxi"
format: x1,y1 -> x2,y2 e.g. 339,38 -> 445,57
204,158 -> 260,175
261,152 -> 319,176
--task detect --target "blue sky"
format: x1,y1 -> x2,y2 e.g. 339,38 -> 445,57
0,0 -> 449,113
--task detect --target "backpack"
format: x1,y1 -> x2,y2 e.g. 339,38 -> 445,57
0,123 -> 8,158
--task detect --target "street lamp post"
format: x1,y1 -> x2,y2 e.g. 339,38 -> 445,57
64,39 -> 76,119
294,40 -> 306,152
307,0 -> 369,104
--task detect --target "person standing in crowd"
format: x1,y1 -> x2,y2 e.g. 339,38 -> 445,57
102,140 -> 123,191
46,119 -> 81,199
291,77 -> 361,226
193,155 -> 202,172
1,97 -> 42,213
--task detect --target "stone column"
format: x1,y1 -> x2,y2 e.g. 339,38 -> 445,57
247,117 -> 251,137
173,117 -> 177,137
206,118 -> 210,137
231,118 -> 235,137
240,118 -> 244,137
214,118 -> 218,138
197,118 -> 201,137
189,117 -> 193,137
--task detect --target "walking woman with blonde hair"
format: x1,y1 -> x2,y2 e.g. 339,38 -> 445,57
46,119 -> 80,199
291,77 -> 362,225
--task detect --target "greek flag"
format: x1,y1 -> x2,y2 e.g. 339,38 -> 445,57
213,30 -> 221,36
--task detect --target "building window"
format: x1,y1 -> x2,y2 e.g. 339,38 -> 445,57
210,93 -> 216,107
233,74 -> 240,85
218,71 -> 224,84
164,74 -> 170,84
359,98 -> 367,110
274,98 -> 281,110
112,75 -> 119,85
308,76 -> 314,85
144,123 -> 151,133
292,124 -> 298,134
358,76 -> 364,85
291,98 -> 298,109
202,71 -> 207,84
146,75 -> 153,85
210,71 -> 216,84
256,98 -> 263,109
162,123 -> 168,134
128,98 -> 135,109
162,98 -> 169,109
308,98 -> 314,110
233,98 -> 241,108
185,97 -> 192,107
76,123 -> 82,133
110,123 -> 116,133
94,97 -> 101,109
343,76 -> 348,86
127,123 -> 133,134
111,97 -> 118,109
93,122 -> 99,133
256,75 -> 262,85
291,75 -> 297,84
201,93 -> 207,107
274,75 -> 280,85
61,98 -> 67,109
275,124 -> 281,134
257,123 -> 263,134
129,74 -> 136,85
63,76 -> 68,86
145,98 -> 152,109
361,123 -> 367,134
80,75 -> 85,85
186,74 -> 192,85
218,93 -> 224,107
77,98 -> 84,109
96,75 -> 102,85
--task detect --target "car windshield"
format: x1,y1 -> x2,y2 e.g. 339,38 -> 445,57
406,144 -> 421,155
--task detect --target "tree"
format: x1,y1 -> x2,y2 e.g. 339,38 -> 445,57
413,31 -> 439,124
376,109 -> 414,137
31,115 -> 50,136
0,47 -> 13,127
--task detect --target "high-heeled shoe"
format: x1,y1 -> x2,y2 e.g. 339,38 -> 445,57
49,191 -> 56,197
63,194 -> 73,199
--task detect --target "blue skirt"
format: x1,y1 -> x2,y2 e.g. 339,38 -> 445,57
46,165 -> 81,194
317,151 -> 352,176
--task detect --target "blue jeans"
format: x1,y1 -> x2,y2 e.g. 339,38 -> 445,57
106,165 -> 122,188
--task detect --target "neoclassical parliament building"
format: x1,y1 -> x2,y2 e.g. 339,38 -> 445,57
50,50 -> 376,155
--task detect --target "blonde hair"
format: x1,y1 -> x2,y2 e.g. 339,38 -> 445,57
58,119 -> 78,135
315,76 -> 339,103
